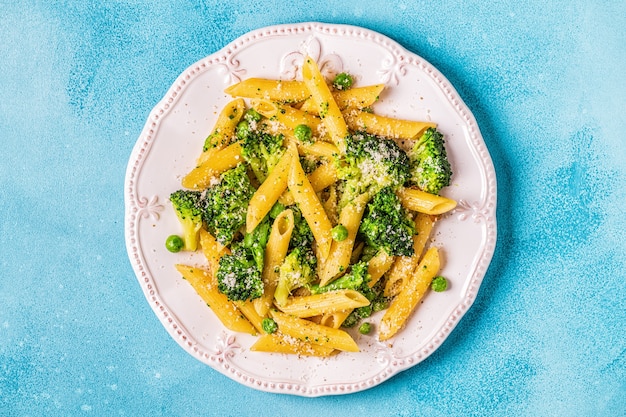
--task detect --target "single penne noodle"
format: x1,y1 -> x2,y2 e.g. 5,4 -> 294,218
249,333 -> 335,357
296,140 -> 340,159
246,144 -> 295,233
254,209 -> 294,317
250,98 -> 280,118
367,249 -> 395,288
174,264 -> 256,335
412,212 -> 436,256
333,84 -> 385,109
278,290 -> 370,318
319,310 -> 352,329
379,247 -> 440,341
270,102 -> 324,133
344,110 -> 436,140
383,213 -> 435,297
384,237 -> 422,298
396,187 -> 457,215
384,213 -> 435,296
318,193 -> 369,286
199,229 -> 231,281
384,213 -> 434,297
302,56 -> 349,153
225,78 -> 311,103
277,190 -> 295,207
235,300 -> 266,334
299,84 -> 385,113
307,162 -> 338,192
182,142 -> 243,190
287,155 -> 333,260
270,310 -> 359,352
254,102 -> 328,142
196,146 -> 219,166
197,98 -> 245,165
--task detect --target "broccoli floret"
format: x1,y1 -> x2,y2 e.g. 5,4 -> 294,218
358,322 -> 372,335
216,244 -> 263,302
309,260 -> 369,294
332,73 -> 354,91
169,190 -> 204,251
337,132 -> 410,207
274,246 -> 317,306
238,118 -> 285,183
408,128 -> 452,195
203,164 -> 255,246
358,186 -> 415,256
294,124 -> 314,144
216,217 -> 271,302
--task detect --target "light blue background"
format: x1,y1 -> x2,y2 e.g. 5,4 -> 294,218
1,1 -> 624,416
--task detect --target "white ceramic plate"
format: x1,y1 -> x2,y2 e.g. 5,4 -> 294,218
124,22 -> 496,396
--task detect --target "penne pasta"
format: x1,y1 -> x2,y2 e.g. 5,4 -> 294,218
246,144 -> 295,233
384,213 -> 435,297
280,161 -> 339,208
367,249 -> 395,288
299,84 -> 385,113
174,264 -> 256,335
319,310 -> 352,329
224,78 -> 311,103
306,162 -> 338,193
270,310 -> 359,352
287,155 -> 333,260
318,193 -> 369,286
301,56 -> 349,154
379,247 -> 440,341
296,140 -> 340,159
254,209 -> 294,317
252,99 -> 325,137
396,187 -> 457,215
199,229 -> 231,279
344,110 -> 436,140
278,290 -> 370,318
235,300 -> 266,334
250,333 -> 335,357
182,142 -> 243,190
197,98 -> 245,165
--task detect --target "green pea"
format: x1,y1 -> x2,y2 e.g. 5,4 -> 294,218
165,235 -> 184,253
261,317 -> 278,334
431,276 -> 448,292
358,322 -> 372,335
294,124 -> 313,144
332,72 -> 353,90
331,224 -> 349,241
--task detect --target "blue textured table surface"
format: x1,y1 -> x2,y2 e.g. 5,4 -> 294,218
1,1 -> 624,416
